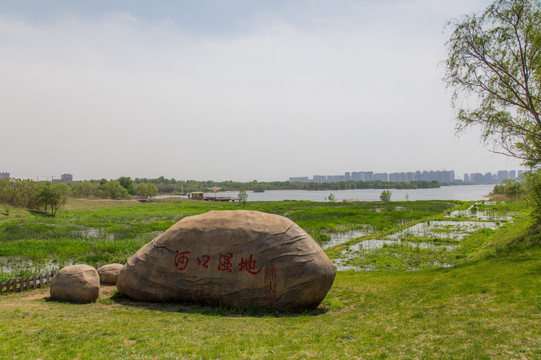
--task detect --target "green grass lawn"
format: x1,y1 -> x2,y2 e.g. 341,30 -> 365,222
1,243 -> 539,359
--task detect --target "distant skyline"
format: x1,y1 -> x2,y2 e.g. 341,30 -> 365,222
1,0 -> 525,181
1,167 -> 528,183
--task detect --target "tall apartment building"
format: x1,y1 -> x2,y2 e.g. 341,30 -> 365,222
0,172 -> 10,179
497,170 -> 509,183
351,171 -> 374,182
465,170 -> 522,183
290,169 -> 522,184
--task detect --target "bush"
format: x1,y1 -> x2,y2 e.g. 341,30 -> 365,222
72,181 -> 99,198
0,178 -> 42,209
99,181 -> 131,200
491,179 -> 526,198
380,190 -> 392,202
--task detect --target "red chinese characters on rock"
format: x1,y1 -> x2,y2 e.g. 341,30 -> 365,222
197,255 -> 210,269
238,254 -> 262,275
174,250 -> 190,271
217,253 -> 233,272
173,250 -> 266,276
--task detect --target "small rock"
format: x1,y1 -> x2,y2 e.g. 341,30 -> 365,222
97,263 -> 123,284
50,264 -> 100,303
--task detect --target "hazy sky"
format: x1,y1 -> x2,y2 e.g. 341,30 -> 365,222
0,0 -> 525,181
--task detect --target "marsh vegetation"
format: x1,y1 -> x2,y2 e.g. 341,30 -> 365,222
0,197 -> 522,281
0,196 -> 539,358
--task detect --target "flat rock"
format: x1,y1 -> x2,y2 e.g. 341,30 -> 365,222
117,210 -> 335,311
50,264 -> 100,303
97,263 -> 123,284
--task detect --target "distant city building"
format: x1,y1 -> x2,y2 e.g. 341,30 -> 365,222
469,173 -> 484,183
50,173 -> 73,183
463,170 -> 523,183
289,169 -> 524,184
0,172 -> 10,179
60,174 -> 73,182
351,171 -> 373,182
289,177 -> 310,183
373,173 -> 389,182
497,170 -> 509,183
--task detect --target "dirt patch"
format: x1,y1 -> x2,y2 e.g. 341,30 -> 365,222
99,285 -> 118,298
22,289 -> 50,300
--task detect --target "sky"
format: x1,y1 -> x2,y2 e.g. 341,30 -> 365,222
0,0 -> 526,182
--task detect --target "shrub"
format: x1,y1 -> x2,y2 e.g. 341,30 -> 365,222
380,190 -> 392,202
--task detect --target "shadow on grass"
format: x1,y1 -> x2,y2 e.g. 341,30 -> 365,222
28,210 -> 54,218
109,291 -> 329,318
44,297 -> 98,305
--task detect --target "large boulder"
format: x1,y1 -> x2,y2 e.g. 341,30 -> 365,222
117,210 -> 335,311
97,263 -> 123,285
50,264 -> 100,303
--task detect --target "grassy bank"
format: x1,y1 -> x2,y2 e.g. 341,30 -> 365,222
1,240 -> 539,359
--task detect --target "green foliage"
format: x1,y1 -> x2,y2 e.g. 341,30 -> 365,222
118,177 -> 136,195
445,0 -> 541,166
0,178 -> 42,209
491,179 -> 526,198
71,181 -> 99,198
380,190 -> 392,202
524,169 -> 541,221
327,193 -> 336,202
135,182 -> 159,199
37,182 -> 70,216
313,231 -> 331,243
237,189 -> 248,207
98,181 -> 131,200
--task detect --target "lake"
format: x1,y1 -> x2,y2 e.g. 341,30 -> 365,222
175,184 -> 496,202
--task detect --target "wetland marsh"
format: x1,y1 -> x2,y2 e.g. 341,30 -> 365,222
0,197 -> 539,359
0,198 -> 523,280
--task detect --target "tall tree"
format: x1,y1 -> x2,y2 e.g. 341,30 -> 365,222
136,182 -> 159,199
37,182 -> 69,216
445,0 -> 541,167
118,177 -> 136,195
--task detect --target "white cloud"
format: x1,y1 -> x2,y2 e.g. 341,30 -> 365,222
0,1 -> 523,181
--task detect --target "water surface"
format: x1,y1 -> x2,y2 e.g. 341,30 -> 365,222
166,184 -> 495,202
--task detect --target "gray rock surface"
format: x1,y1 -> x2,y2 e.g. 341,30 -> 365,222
50,264 -> 100,303
97,263 -> 123,284
117,210 -> 335,311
